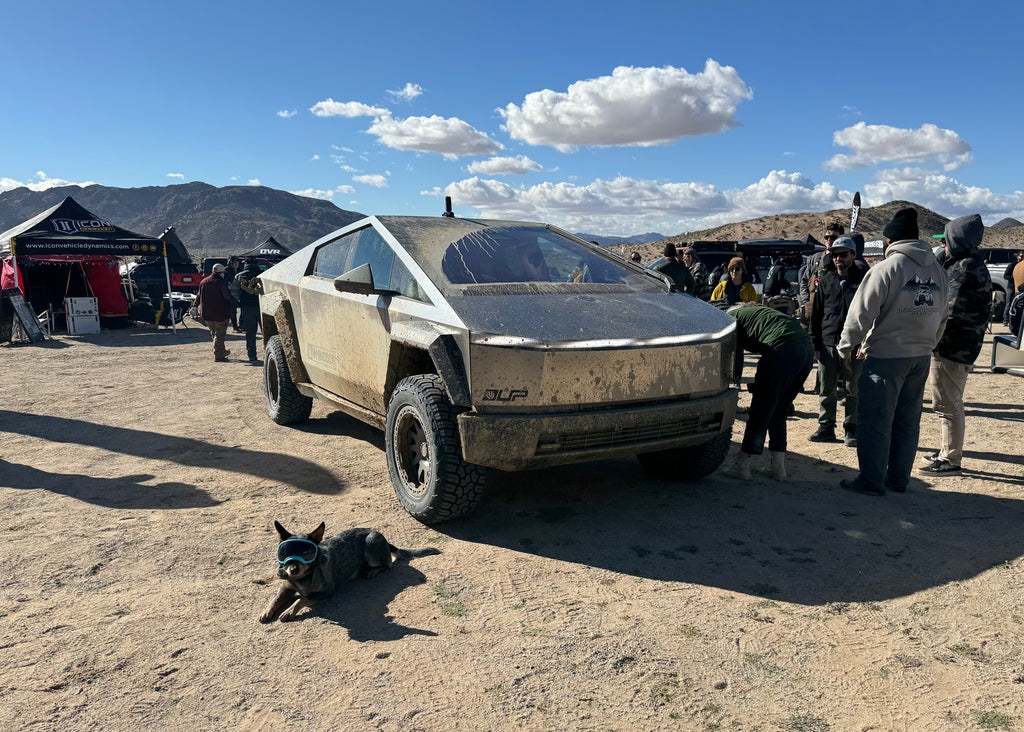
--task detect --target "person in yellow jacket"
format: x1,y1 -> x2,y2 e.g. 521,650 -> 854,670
711,257 -> 758,305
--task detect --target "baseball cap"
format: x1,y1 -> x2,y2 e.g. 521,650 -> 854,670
829,236 -> 855,253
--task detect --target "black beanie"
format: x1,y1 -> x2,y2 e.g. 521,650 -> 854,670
883,208 -> 919,241
663,242 -> 678,257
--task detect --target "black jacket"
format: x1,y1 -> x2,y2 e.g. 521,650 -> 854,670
808,261 -> 867,351
237,264 -> 263,308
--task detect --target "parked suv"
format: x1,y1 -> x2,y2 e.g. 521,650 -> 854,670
257,213 -> 739,523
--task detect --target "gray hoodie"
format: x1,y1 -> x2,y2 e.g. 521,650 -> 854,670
838,238 -> 949,359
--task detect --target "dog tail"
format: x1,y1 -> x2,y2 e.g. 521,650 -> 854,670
391,545 -> 443,561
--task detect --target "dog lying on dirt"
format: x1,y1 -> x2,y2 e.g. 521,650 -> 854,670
258,521 -> 442,623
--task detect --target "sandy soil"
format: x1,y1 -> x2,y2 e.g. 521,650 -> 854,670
2,319 -> 1023,731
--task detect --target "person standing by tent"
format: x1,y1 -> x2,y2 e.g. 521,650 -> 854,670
196,263 -> 233,362
225,256 -> 242,332
236,258 -> 263,363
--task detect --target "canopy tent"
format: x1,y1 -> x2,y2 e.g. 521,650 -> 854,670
157,226 -> 193,264
238,236 -> 293,262
0,196 -> 167,326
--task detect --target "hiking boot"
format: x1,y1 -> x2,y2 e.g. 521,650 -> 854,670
844,430 -> 857,447
840,478 -> 884,496
723,452 -> 754,480
919,452 -> 939,465
808,425 -> 837,443
769,451 -> 788,481
920,459 -> 961,475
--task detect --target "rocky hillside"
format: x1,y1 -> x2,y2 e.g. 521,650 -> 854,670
629,200 -> 1024,262
0,182 -> 364,258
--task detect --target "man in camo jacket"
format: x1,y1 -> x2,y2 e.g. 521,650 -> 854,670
920,214 -> 993,475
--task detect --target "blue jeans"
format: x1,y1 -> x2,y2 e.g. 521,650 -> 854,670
855,355 -> 930,491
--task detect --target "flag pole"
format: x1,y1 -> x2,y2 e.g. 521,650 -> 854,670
162,240 -> 176,334
10,238 -> 20,291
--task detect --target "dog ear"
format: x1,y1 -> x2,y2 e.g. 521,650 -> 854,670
308,522 -> 326,544
274,521 -> 291,541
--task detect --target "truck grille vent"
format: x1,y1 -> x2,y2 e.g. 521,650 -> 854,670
535,416 -> 720,454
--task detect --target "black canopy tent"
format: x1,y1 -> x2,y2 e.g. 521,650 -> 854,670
238,236 -> 293,262
0,196 -> 174,329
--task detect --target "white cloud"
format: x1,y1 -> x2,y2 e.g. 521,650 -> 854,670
311,154 -> 320,161
825,122 -> 973,171
248,178 -> 261,186
500,61 -> 752,152
277,109 -> 297,119
863,167 -> 1024,221
367,115 -> 505,159
439,169 -> 853,235
166,172 -> 184,179
466,155 -> 543,176
0,171 -> 97,193
310,99 -> 390,117
290,184 -> 357,200
387,83 -> 424,101
353,173 -> 389,188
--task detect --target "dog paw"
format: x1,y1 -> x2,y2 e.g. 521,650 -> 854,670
257,612 -> 277,624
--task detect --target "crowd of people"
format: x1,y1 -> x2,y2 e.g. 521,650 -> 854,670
718,207 -> 1007,497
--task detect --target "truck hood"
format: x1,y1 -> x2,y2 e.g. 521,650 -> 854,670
447,290 -> 735,346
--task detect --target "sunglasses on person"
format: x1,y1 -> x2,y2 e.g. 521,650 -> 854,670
277,538 -> 319,565
824,233 -> 839,241
728,265 -> 744,272
830,250 -> 853,259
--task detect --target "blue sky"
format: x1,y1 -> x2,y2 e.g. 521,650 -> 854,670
2,0 -> 1021,236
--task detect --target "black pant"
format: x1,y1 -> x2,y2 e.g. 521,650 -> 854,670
742,342 -> 814,455
241,305 -> 260,360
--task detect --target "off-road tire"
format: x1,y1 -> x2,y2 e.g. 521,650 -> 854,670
637,431 -> 732,481
264,334 -> 312,425
385,374 -> 486,523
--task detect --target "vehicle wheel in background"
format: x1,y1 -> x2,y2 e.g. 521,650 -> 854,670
386,374 -> 486,523
264,334 -> 313,425
637,431 -> 732,481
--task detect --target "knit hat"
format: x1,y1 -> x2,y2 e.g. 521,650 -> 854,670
663,242 -> 678,258
727,256 -> 745,271
883,208 -> 919,241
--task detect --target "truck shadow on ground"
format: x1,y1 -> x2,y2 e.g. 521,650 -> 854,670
0,410 -> 345,500
439,452 -> 1024,605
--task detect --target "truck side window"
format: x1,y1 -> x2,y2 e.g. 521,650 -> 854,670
313,229 -> 362,278
350,228 -> 394,289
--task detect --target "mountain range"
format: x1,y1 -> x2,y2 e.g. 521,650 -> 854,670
0,182 -> 364,259
1,183 -> 1021,262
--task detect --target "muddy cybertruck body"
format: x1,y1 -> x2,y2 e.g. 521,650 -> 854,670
258,211 -> 738,523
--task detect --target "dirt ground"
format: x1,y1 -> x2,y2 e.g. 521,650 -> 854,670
2,319 -> 1023,731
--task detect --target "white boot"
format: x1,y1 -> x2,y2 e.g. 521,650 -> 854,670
724,452 -> 754,480
769,451 -> 788,481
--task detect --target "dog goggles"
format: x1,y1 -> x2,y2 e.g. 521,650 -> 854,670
277,538 -> 319,565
